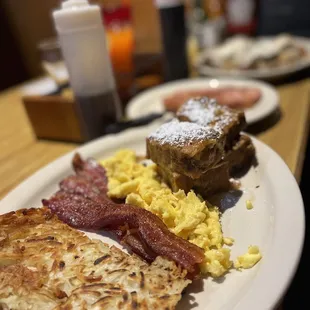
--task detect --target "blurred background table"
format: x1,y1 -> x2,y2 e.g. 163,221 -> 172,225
0,78 -> 309,199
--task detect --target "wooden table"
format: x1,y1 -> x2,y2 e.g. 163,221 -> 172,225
0,79 -> 310,199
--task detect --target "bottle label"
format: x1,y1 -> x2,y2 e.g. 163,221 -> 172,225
227,0 -> 255,26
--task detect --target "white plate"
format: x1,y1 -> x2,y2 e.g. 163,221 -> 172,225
196,36 -> 310,81
21,76 -> 59,96
126,78 -> 279,125
0,121 -> 304,310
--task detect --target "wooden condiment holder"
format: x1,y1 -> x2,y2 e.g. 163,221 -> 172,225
22,95 -> 84,143
22,72 -> 164,143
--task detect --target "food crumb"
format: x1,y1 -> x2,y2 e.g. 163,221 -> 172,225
223,237 -> 234,246
234,246 -> 262,269
229,178 -> 241,189
246,200 -> 253,210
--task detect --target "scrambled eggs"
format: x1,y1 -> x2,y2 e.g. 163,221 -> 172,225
100,149 -> 261,277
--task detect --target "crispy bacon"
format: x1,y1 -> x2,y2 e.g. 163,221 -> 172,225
43,154 -> 205,276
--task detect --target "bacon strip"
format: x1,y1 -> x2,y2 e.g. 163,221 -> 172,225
43,154 -> 205,276
57,173 -> 157,262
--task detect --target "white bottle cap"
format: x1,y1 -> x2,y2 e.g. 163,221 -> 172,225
154,0 -> 183,9
62,0 -> 89,9
54,0 -> 101,33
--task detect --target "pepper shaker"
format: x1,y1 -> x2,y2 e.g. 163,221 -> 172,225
154,0 -> 189,82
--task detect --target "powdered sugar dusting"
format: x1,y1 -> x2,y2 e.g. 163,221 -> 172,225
149,119 -> 219,146
177,97 -> 237,131
148,97 -> 243,147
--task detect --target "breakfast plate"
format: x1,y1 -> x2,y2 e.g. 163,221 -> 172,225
0,119 -> 304,310
196,36 -> 310,81
126,78 -> 279,125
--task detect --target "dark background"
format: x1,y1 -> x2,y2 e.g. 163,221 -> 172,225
258,2 -> 310,308
257,0 -> 310,37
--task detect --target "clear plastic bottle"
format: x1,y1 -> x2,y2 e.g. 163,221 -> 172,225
52,0 -> 122,141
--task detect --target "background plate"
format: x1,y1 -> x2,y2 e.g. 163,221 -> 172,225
196,36 -> 310,81
126,78 -> 279,125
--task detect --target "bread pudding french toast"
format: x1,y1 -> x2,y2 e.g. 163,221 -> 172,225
147,97 -> 255,198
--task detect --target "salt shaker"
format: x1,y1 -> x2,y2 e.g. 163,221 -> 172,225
52,0 -> 122,141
